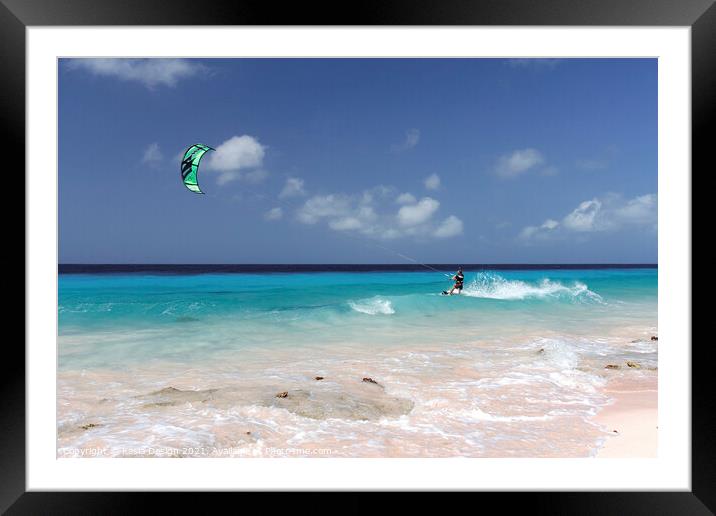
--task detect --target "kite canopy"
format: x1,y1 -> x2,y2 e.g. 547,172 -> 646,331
181,143 -> 214,194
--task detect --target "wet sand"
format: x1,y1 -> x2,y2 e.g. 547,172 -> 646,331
593,376 -> 657,458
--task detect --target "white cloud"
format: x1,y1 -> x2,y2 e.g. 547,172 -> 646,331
494,148 -> 545,178
424,173 -> 441,190
519,194 -> 657,242
542,219 -> 559,230
433,215 -> 464,238
519,219 -> 560,240
397,197 -> 440,227
297,194 -> 351,224
391,128 -> 420,152
296,189 -> 461,241
66,58 -> 206,89
329,217 -> 363,231
207,135 -> 265,172
563,199 -> 602,232
614,194 -> 657,226
216,173 -> 239,186
264,207 -> 283,221
141,142 -> 163,166
279,177 -> 307,199
202,135 -> 267,186
395,192 -> 417,205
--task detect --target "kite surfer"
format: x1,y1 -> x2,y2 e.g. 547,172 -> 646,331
443,267 -> 464,296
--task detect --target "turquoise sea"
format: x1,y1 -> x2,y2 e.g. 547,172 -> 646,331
57,266 -> 658,458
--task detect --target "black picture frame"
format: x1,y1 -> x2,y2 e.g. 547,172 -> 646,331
3,0 -> 710,511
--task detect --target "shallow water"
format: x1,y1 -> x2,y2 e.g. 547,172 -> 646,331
57,267 -> 657,457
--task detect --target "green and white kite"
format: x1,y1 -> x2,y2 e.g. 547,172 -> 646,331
180,143 -> 214,194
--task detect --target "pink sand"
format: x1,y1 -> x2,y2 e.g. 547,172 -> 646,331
594,377 -> 657,458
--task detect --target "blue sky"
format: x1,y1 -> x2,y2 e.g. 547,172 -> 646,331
59,58 -> 657,263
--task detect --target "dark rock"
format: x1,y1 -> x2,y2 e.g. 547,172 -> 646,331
314,376 -> 324,381
362,377 -> 382,387
626,361 -> 641,369
538,348 -> 545,354
651,336 -> 658,341
605,364 -> 621,370
80,423 -> 100,431
276,391 -> 289,398
147,401 -> 177,407
263,388 -> 413,421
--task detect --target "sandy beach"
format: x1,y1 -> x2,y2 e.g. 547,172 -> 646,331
58,268 -> 658,458
593,376 -> 658,458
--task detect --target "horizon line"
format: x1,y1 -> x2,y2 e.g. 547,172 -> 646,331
59,262 -> 658,266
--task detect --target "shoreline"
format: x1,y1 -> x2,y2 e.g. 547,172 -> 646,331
593,376 -> 658,458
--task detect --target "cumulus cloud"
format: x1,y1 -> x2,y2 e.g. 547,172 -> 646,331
519,193 -> 657,242
65,58 -> 206,89
296,188 -> 462,241
562,199 -> 602,232
391,128 -> 420,152
141,142 -> 163,167
395,192 -> 417,205
494,148 -> 545,178
433,215 -> 464,238
203,135 -> 267,185
279,177 -> 307,199
264,207 -> 283,221
329,217 -> 364,231
397,197 -> 440,227
207,135 -> 265,171
297,194 -> 351,224
519,219 -> 560,240
424,173 -> 441,190
613,194 -> 657,226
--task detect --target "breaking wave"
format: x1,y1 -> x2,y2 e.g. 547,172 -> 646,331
461,272 -> 603,303
348,296 -> 395,315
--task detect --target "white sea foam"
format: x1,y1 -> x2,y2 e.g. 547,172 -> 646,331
348,297 -> 395,315
461,272 -> 603,302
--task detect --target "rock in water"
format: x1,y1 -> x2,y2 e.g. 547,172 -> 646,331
314,376 -> 324,381
651,336 -> 658,341
605,364 -> 621,370
626,361 -> 641,369
276,391 -> 289,398
266,387 -> 413,421
362,377 -> 382,387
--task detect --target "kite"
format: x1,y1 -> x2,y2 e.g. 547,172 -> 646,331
180,143 -> 214,194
